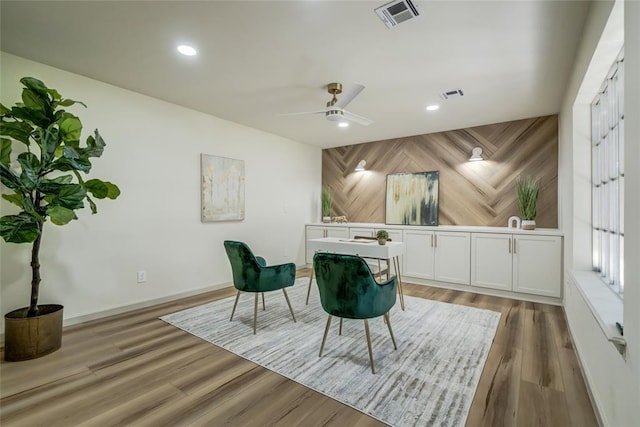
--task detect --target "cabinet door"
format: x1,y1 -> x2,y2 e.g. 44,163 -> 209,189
403,230 -> 435,279
513,235 -> 562,297
326,227 -> 349,238
349,228 -> 374,238
381,229 -> 403,244
306,226 -> 326,264
471,233 -> 513,290
434,232 -> 471,285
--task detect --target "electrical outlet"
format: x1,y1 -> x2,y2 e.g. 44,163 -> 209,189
137,270 -> 147,283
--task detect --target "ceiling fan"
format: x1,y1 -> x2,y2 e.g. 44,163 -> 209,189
279,82 -> 373,126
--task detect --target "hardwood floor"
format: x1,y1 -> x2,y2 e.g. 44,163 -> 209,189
1,270 -> 598,427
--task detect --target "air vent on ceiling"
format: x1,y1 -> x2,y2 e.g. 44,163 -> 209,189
440,88 -> 464,100
375,0 -> 420,29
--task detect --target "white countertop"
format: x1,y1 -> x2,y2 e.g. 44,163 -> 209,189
306,222 -> 564,236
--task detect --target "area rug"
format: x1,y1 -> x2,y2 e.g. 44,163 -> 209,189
160,279 -> 501,426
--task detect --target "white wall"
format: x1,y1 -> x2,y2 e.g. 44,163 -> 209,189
0,53 -> 321,329
559,1 -> 640,425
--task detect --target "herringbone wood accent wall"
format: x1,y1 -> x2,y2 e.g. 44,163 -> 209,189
322,115 -> 558,227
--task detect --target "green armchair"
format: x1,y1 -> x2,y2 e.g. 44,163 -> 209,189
224,240 -> 296,334
313,252 -> 398,373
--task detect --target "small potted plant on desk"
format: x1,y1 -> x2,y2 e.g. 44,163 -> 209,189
376,230 -> 389,245
516,175 -> 539,230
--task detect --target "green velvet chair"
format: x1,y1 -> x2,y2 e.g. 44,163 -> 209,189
224,240 -> 296,334
313,252 -> 398,374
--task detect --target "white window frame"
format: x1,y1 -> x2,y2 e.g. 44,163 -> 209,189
591,50 -> 624,298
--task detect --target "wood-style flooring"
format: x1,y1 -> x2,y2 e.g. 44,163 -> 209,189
1,269 -> 598,426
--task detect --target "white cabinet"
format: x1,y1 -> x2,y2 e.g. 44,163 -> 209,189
513,235 -> 562,297
434,232 -> 471,285
306,226 -> 348,263
404,230 -> 435,279
471,233 -> 562,297
471,234 -> 513,291
403,230 -> 470,285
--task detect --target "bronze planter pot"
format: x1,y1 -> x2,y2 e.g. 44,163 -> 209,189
4,304 -> 63,362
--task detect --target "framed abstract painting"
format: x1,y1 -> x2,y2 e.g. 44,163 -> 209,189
385,171 -> 439,226
201,154 -> 245,222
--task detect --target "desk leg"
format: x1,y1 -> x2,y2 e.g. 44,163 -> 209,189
393,256 -> 405,310
306,266 -> 314,305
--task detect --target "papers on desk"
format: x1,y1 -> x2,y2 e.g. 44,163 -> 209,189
340,238 -> 378,243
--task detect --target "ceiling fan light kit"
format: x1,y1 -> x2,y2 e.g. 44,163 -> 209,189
279,82 -> 373,127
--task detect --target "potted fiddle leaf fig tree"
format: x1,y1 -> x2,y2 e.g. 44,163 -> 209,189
0,77 -> 120,361
516,175 -> 539,230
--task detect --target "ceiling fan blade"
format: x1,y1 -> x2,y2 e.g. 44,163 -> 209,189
277,109 -> 327,116
334,83 -> 365,109
343,109 -> 373,126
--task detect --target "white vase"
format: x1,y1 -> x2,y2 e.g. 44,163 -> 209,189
521,220 -> 536,230
322,216 -> 331,223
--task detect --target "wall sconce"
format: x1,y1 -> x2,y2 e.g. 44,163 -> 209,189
469,147 -> 484,162
355,160 -> 367,171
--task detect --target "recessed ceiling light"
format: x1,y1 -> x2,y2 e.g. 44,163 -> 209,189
338,121 -> 349,128
177,44 -> 197,56
426,104 -> 440,111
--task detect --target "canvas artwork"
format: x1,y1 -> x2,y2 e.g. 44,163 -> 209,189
201,154 -> 245,222
386,171 -> 439,225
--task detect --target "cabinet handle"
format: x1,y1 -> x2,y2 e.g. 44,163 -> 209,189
508,238 -> 511,254
513,238 -> 517,254
434,234 -> 437,248
430,234 -> 434,247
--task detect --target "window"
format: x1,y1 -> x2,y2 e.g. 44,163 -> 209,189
591,50 -> 624,297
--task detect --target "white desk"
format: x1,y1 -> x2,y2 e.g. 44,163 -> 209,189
306,237 -> 405,310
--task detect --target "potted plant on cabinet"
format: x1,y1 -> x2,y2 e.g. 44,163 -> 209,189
0,77 -> 120,361
321,186 -> 332,223
376,230 -> 389,245
516,175 -> 539,230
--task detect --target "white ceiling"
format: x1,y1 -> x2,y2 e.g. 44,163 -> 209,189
0,1 -> 591,149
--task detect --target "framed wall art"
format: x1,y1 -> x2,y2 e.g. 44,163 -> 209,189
385,171 -> 439,225
201,154 -> 245,222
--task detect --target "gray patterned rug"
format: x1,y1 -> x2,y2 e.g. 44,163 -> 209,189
160,279 -> 500,426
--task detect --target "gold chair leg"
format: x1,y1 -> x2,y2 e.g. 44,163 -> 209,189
339,318 -> 343,336
364,319 -> 375,374
394,257 -> 405,310
262,292 -> 266,311
230,291 -> 241,321
282,288 -> 296,322
319,315 -> 332,357
385,312 -> 398,350
253,293 -> 258,335
306,268 -> 315,305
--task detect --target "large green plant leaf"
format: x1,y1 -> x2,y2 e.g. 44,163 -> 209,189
0,162 -> 22,190
50,156 -> 92,173
46,205 -> 77,225
82,131 -> 106,158
22,88 -> 46,112
0,138 -> 11,165
0,121 -> 33,145
2,193 -> 25,208
45,184 -> 86,210
16,152 -> 41,190
84,179 -> 120,199
60,115 -> 82,143
20,77 -> 50,97
0,213 -> 40,243
40,128 -> 60,164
